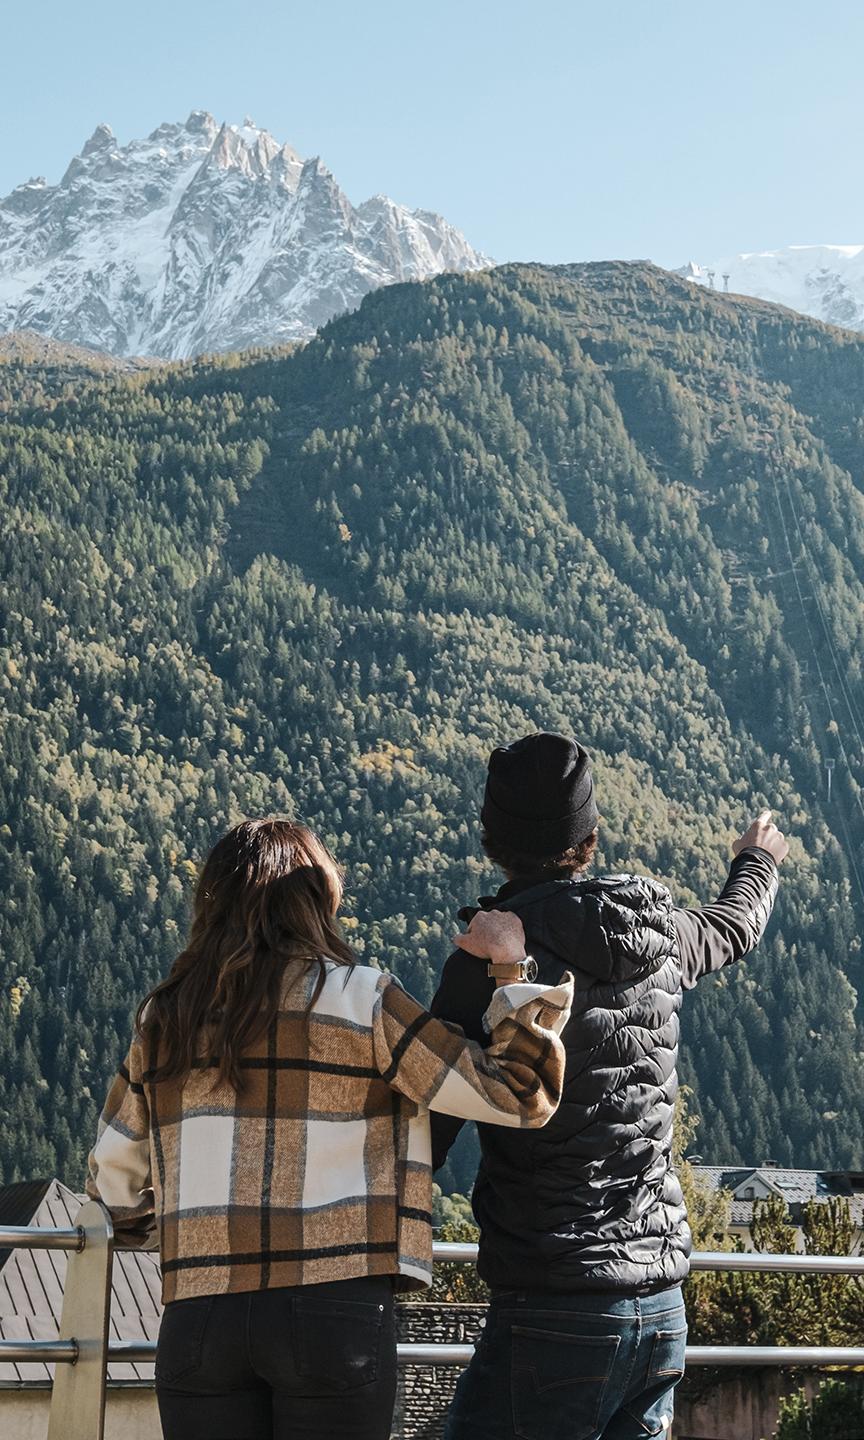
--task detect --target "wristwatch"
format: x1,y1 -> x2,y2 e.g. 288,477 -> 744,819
487,956 -> 538,982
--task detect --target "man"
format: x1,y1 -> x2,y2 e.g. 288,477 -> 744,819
430,731 -> 787,1440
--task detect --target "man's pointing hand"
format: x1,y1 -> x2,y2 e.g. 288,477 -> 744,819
732,810 -> 789,865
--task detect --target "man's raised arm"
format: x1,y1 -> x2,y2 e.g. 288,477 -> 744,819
676,811 -> 787,990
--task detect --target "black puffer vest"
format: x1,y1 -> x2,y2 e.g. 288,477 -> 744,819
467,874 -> 691,1294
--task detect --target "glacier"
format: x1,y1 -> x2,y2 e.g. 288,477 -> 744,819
675,246 -> 864,333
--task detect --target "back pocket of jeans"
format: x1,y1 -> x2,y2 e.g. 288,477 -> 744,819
155,1296 -> 214,1385
511,1325 -> 620,1440
294,1298 -> 386,1394
648,1326 -> 687,1381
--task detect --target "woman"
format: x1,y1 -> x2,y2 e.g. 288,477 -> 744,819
87,817 -> 572,1440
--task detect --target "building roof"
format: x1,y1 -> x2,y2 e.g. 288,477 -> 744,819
692,1165 -> 864,1229
0,1178 -> 160,1388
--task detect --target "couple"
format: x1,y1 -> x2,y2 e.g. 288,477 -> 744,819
88,732 -> 785,1439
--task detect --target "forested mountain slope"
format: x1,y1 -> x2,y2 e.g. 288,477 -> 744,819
2,260 -> 863,1189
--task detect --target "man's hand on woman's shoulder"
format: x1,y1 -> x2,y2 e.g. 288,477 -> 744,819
454,909 -> 527,965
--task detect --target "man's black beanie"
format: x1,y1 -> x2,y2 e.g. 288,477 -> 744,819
481,732 -> 598,857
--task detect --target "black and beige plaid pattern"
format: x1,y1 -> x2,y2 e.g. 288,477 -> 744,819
88,963 -> 572,1302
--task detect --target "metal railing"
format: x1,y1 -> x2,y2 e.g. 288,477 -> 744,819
402,1242 -> 864,1367
0,1201 -> 112,1440
4,1216 -> 864,1436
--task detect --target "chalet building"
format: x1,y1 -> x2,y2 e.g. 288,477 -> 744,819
691,1164 -> 864,1248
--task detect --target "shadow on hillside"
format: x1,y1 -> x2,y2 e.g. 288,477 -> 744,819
225,423 -> 356,604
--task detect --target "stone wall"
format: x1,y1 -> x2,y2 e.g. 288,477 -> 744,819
393,1303 -> 485,1439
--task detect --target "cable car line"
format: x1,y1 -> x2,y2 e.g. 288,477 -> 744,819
779,470 -> 864,755
767,466 -> 864,900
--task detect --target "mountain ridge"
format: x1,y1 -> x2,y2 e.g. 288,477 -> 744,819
0,328 -> 148,371
0,112 -> 489,359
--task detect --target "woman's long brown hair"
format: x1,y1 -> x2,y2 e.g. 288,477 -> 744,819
137,818 -> 354,1088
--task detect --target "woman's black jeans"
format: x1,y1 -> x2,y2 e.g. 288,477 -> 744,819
155,1275 -> 397,1440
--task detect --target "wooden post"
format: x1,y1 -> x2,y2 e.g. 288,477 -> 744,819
47,1200 -> 114,1440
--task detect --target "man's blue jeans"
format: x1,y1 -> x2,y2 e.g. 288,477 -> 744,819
444,1286 -> 686,1440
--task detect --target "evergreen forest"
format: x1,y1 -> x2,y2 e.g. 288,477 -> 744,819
2,260 -> 864,1191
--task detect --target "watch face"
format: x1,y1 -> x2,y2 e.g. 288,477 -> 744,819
525,957 -> 538,982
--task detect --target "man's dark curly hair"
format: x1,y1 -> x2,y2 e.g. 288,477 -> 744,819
482,827 -> 599,879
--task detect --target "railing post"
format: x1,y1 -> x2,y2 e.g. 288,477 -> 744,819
47,1200 -> 114,1440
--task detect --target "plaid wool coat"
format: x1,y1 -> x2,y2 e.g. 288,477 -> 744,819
87,961 -> 572,1301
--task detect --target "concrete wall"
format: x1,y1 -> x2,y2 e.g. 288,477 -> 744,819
0,1388 -> 161,1440
675,1369 -> 864,1440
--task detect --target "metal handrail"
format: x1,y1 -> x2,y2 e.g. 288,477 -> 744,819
3,1217 -> 864,1440
100,1240 -> 864,1372
0,1223 -> 84,1252
0,1340 -> 79,1364
691,1250 -> 864,1274
397,1344 -> 864,1367
14,1337 -> 864,1371
686,1346 -> 864,1368
433,1241 -> 864,1274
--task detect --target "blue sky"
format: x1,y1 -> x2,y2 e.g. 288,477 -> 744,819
4,0 -> 863,268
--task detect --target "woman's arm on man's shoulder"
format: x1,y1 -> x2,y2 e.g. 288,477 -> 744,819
372,966 -> 572,1129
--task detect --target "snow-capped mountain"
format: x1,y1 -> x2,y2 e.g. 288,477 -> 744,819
0,113 -> 489,359
676,246 -> 864,332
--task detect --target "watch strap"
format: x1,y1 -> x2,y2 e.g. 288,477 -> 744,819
486,956 -> 538,982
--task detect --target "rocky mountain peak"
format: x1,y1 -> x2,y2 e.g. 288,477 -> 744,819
0,115 -> 489,358
185,109 -> 217,135
81,122 -> 115,157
